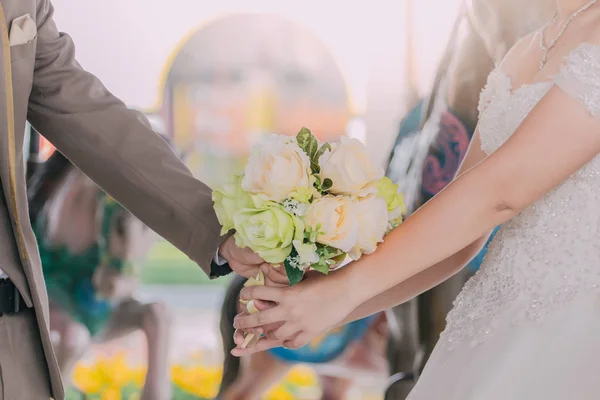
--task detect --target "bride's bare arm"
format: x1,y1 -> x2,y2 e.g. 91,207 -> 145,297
341,235 -> 488,325
340,131 -> 491,324
235,85 -> 600,345
340,86 -> 600,308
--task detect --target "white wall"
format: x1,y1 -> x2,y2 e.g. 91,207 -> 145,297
51,0 -> 460,164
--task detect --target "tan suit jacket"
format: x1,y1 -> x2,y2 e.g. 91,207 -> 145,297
0,1 -> 226,398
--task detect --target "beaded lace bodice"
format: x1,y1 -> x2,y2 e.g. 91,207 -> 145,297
442,43 -> 600,351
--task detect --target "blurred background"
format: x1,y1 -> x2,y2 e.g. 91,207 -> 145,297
30,0 -> 466,398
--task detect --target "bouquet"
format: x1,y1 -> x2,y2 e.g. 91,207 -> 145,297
212,128 -> 405,346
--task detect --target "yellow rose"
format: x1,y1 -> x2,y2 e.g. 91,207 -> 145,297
242,134 -> 314,203
349,194 -> 389,260
233,203 -> 304,263
304,196 -> 358,252
212,175 -> 254,235
319,137 -> 384,196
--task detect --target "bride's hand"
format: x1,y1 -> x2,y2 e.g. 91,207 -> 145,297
231,269 -> 360,356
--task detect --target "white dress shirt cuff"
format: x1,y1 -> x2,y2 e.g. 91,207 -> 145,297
214,250 -> 227,266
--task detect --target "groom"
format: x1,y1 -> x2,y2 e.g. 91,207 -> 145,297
0,1 -> 264,399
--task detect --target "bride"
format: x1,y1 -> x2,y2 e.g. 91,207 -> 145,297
232,0 -> 600,398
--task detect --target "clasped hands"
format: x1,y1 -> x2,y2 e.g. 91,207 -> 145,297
221,235 -> 357,356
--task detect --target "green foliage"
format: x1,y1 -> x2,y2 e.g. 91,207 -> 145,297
284,248 -> 304,286
296,127 -> 331,176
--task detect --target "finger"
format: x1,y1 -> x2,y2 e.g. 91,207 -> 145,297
303,270 -> 323,280
240,285 -> 285,302
262,264 -> 289,285
233,311 -> 249,323
262,322 -> 284,336
231,337 -> 284,357
233,329 -> 246,346
233,312 -> 265,335
270,323 -> 301,341
229,261 -> 259,280
234,307 -> 285,330
283,332 -> 310,350
241,247 -> 265,264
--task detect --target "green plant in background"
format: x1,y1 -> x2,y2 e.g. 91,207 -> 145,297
141,240 -> 230,286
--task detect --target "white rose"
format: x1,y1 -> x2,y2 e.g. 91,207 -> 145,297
293,240 -> 319,270
349,195 -> 389,260
242,134 -> 314,203
304,196 -> 358,252
319,137 -> 384,196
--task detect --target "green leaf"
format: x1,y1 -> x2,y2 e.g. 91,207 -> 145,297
296,127 -> 315,156
284,249 -> 304,286
297,127 -> 320,174
321,178 -> 333,191
314,175 -> 322,187
311,142 -> 331,175
307,138 -> 319,159
309,230 -> 319,243
316,142 -> 331,160
311,261 -> 330,275
310,160 -> 321,174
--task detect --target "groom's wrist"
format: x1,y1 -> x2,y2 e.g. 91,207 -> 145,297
210,256 -> 232,277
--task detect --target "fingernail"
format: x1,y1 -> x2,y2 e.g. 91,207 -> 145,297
261,265 -> 269,274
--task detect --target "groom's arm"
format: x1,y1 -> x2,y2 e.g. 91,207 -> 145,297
27,0 -> 230,276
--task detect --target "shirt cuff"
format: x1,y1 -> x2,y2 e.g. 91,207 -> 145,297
214,249 -> 227,266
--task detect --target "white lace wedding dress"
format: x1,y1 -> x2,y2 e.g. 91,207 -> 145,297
407,43 -> 600,400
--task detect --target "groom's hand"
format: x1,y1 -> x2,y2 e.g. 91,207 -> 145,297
261,264 -> 289,286
219,236 -> 265,279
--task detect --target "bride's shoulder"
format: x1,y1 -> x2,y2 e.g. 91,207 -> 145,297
576,10 -> 600,47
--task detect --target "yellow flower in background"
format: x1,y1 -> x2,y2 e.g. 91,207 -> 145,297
102,387 -> 122,400
264,385 -> 295,400
263,365 -> 321,400
72,353 -> 146,397
171,364 -> 222,399
72,363 -> 104,394
130,367 -> 146,388
286,365 -> 319,387
73,351 -> 324,400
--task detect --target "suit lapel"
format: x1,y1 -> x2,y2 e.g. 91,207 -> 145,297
0,3 -> 13,213
0,2 -> 27,262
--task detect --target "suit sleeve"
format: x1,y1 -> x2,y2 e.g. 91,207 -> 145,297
27,0 -> 228,277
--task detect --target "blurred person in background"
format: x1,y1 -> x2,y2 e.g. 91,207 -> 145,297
0,1 -> 264,399
27,137 -> 176,399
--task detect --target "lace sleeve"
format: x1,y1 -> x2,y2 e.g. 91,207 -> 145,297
477,69 -> 500,116
555,43 -> 600,119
